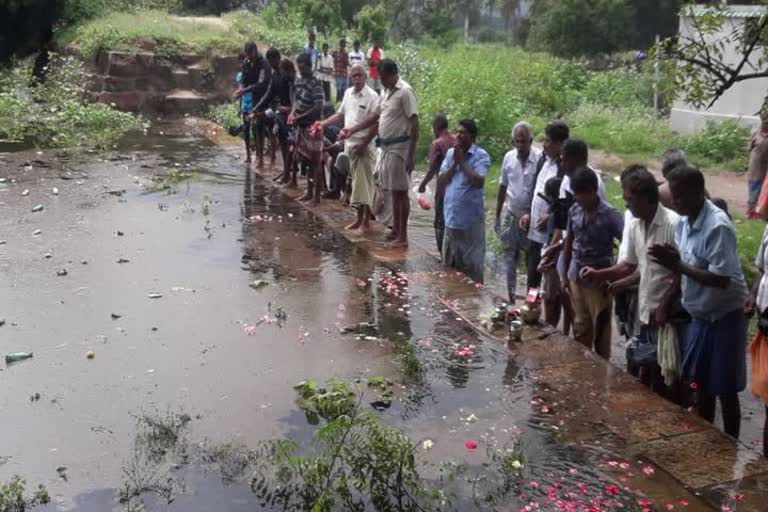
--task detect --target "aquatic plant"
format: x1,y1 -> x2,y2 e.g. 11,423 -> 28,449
0,477 -> 49,512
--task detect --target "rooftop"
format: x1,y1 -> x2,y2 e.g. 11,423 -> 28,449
684,4 -> 768,18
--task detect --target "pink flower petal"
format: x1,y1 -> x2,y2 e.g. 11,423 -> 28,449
642,466 -> 655,475
465,440 -> 477,450
690,381 -> 698,390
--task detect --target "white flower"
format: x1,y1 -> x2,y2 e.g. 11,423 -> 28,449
466,413 -> 478,423
511,460 -> 523,469
422,440 -> 434,451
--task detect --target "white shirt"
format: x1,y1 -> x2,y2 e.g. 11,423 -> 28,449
318,53 -> 334,81
559,166 -> 607,200
349,50 -> 365,66
500,147 -> 542,215
617,210 -> 634,262
528,156 -> 558,245
622,205 -> 680,324
338,84 -> 379,152
756,224 -> 768,312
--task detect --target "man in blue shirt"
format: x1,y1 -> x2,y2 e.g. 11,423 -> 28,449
437,119 -> 491,283
562,167 -> 624,359
650,165 -> 748,439
304,32 -> 319,71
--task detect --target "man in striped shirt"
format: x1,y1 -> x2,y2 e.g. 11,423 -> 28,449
290,53 -> 325,204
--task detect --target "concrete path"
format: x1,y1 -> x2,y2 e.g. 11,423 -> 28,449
243,150 -> 767,511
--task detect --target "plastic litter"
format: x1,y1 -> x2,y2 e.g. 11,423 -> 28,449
5,352 -> 33,364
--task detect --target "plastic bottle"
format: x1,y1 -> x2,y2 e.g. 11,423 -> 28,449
5,352 -> 33,364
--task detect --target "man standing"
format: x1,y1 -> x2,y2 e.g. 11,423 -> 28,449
519,121 -> 568,326
418,113 -> 456,255
290,53 -> 325,204
437,119 -> 491,283
340,59 -> 419,248
581,167 -> 682,386
319,64 -> 379,232
349,40 -> 365,67
235,42 -> 271,166
304,32 -> 319,71
367,39 -> 384,94
650,166 -> 748,439
562,167 -> 624,359
332,39 -> 350,102
318,43 -> 334,102
495,121 -> 542,303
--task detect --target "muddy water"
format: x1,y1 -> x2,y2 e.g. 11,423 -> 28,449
0,127 -> 760,511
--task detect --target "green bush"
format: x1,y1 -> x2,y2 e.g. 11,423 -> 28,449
680,120 -> 750,168
205,102 -> 241,130
579,68 -> 654,108
0,54 -> 143,148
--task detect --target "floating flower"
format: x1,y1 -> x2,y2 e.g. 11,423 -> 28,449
734,494 -> 744,503
422,439 -> 434,451
605,485 -> 620,496
642,466 -> 655,476
666,504 -> 675,511
682,422 -> 692,430
690,381 -> 698,390
679,500 -> 689,506
465,440 -> 477,450
637,499 -> 651,507
466,413 -> 478,423
511,460 -> 523,469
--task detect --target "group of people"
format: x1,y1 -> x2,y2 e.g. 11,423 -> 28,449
232,37 -> 768,455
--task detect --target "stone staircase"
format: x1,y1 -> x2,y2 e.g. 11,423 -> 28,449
84,50 -> 240,114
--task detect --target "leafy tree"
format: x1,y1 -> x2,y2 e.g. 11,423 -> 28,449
527,0 -> 636,58
300,0 -> 343,35
659,1 -> 768,109
354,4 -> 389,42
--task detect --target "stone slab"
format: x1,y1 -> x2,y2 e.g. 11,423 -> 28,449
641,429 -> 768,489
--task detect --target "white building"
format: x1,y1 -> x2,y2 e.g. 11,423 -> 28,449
669,4 -> 768,134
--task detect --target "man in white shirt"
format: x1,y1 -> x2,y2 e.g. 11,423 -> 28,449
319,64 -> 379,232
519,120 -> 569,327
349,40 -> 365,67
318,43 -> 335,102
495,121 -> 543,303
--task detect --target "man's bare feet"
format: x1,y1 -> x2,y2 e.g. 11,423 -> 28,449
345,220 -> 362,230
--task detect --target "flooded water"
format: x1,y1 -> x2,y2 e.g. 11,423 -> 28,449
0,124 -> 764,511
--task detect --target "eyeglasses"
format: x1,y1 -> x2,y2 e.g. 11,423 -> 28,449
350,73 -> 364,77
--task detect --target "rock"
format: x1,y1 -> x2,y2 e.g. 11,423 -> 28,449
148,293 -> 163,299
57,269 -> 68,277
115,230 -> 124,236
86,351 -> 94,359
44,253 -> 52,259
32,230 -> 41,236
0,320 -> 5,327
21,189 -> 29,196
30,392 -> 41,402
31,204 -> 44,212
0,240 -> 6,245
81,260 -> 88,265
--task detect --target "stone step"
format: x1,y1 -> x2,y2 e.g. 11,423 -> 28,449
163,89 -> 209,114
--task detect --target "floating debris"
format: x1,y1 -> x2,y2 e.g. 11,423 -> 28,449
116,258 -> 129,264
110,313 -> 121,320
56,269 -> 68,277
5,352 -> 33,364
21,189 -> 29,196
148,293 -> 163,299
249,279 -> 269,290
52,187 -> 59,195
86,351 -> 94,359
32,229 -> 42,236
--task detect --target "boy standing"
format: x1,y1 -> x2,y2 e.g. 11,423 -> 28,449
563,167 -> 624,358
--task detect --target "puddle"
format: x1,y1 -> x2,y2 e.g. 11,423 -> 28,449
0,124 -> 762,511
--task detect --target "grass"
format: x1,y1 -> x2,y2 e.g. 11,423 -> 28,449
56,9 -> 242,60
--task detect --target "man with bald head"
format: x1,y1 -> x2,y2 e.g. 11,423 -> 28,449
495,121 -> 543,303
320,64 -> 379,231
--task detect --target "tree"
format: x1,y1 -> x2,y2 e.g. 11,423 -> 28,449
527,0 -> 636,58
300,0 -> 343,35
659,1 -> 768,109
354,4 -> 389,42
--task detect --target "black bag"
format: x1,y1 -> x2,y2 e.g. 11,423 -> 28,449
759,308 -> 768,336
625,326 -> 658,368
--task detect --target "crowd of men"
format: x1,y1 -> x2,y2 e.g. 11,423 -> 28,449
232,35 -> 768,456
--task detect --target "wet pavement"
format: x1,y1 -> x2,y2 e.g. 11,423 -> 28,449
0,122 -> 765,511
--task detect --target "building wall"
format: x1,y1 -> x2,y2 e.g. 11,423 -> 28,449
669,14 -> 767,134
